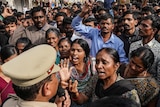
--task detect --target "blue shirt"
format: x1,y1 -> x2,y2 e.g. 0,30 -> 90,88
71,15 -> 128,63
104,0 -> 114,9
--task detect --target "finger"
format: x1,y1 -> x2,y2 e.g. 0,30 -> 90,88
64,90 -> 69,101
85,1 -> 92,7
60,60 -> 63,68
72,80 -> 78,92
75,80 -> 78,87
68,80 -> 72,91
61,81 -> 69,89
74,80 -> 79,93
66,58 -> 70,68
63,58 -> 68,67
59,96 -> 66,102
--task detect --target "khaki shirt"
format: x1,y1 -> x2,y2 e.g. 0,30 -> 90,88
2,94 -> 57,107
17,100 -> 57,107
9,23 -> 56,45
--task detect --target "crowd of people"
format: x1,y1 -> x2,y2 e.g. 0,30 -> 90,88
0,0 -> 160,107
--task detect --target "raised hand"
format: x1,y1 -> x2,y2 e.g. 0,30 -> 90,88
79,1 -> 92,17
2,7 -> 13,18
59,58 -> 73,82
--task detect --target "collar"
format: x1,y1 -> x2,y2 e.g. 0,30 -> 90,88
140,38 -> 156,47
18,99 -> 57,107
30,23 -> 49,31
123,27 -> 139,37
99,31 -> 115,44
41,23 -> 51,31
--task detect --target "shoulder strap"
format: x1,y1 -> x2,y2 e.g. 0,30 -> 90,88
1,95 -> 18,107
1,97 -> 12,107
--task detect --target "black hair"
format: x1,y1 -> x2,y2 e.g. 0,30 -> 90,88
72,3 -> 81,10
0,45 -> 17,63
73,10 -> 81,17
25,15 -> 32,20
62,7 -> 72,13
83,17 -> 98,26
16,37 -> 32,46
3,16 -> 17,25
31,6 -> 46,17
97,8 -> 109,14
141,15 -> 160,34
52,7 -> 60,12
125,3 -> 131,10
71,39 -> 90,60
99,13 -> 114,24
55,12 -> 67,20
58,37 -> 72,46
16,37 -> 32,54
119,3 -> 130,10
58,37 -> 72,59
112,6 -> 119,11
63,17 -> 73,25
25,10 -> 31,15
92,5 -> 102,14
142,6 -> 155,14
15,12 -> 24,18
132,2 -> 141,10
122,10 -> 138,20
97,48 -> 120,63
130,47 -> 154,70
156,9 -> 160,14
13,75 -> 52,101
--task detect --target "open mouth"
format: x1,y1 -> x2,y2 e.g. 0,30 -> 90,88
97,71 -> 105,76
72,56 -> 79,62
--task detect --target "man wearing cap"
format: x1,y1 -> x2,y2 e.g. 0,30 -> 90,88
1,44 -> 71,107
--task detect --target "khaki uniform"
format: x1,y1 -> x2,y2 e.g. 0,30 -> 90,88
9,23 -> 55,45
2,94 -> 57,107
2,95 -> 57,107
1,45 -> 60,107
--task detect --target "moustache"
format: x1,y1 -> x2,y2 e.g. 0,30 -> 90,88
36,21 -> 42,24
101,27 -> 108,30
124,24 -> 129,27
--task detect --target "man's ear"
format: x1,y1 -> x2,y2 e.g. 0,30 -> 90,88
153,28 -> 158,35
42,82 -> 52,96
134,19 -> 138,26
